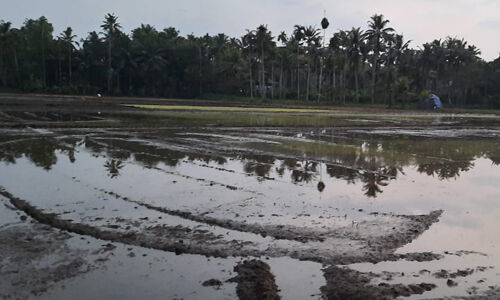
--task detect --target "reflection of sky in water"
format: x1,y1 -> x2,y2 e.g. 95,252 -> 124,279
2,133 -> 499,253
369,159 -> 500,256
1,129 -> 500,298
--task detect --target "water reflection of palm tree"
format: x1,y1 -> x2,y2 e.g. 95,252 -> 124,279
361,172 -> 388,198
489,156 -> 500,166
104,159 -> 124,178
275,158 -> 298,177
291,161 -> 317,183
0,137 -> 77,170
417,161 -> 473,180
242,154 -> 275,179
326,164 -> 358,184
360,161 -> 402,198
244,161 -> 272,178
188,154 -> 227,165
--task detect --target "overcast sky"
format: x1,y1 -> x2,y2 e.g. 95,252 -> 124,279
2,0 -> 500,60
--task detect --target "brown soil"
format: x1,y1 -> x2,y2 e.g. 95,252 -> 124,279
321,265 -> 436,300
228,260 -> 280,300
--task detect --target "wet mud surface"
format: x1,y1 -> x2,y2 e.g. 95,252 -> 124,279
229,260 -> 281,300
321,265 -> 436,300
1,98 -> 500,299
0,219 -> 117,300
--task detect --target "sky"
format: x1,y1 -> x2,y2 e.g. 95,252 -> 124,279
1,0 -> 500,61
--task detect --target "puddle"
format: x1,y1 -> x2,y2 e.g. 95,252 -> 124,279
1,124 -> 500,299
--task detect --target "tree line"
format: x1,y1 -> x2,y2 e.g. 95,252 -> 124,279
0,14 -> 499,107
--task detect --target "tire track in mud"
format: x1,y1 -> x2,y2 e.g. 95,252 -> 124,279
91,184 -> 444,253
0,132 -> 446,266
0,187 -> 264,259
1,189 -> 494,300
0,185 -> 444,266
91,184 -> 324,243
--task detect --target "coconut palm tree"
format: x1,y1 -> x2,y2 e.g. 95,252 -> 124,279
330,30 -> 349,104
292,25 -> 305,100
101,13 -> 122,95
365,14 -> 394,104
383,34 -> 410,105
59,27 -> 77,84
25,17 -> 53,88
242,30 -> 257,98
136,47 -> 167,96
347,27 -> 366,103
328,32 -> 341,102
277,31 -> 288,98
0,21 -> 12,86
254,25 -> 275,98
303,26 -> 321,101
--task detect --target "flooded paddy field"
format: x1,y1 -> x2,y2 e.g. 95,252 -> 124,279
1,96 -> 500,299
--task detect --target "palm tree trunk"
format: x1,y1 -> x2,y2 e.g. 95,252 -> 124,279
297,47 -> 300,100
59,58 -> 62,85
332,67 -> 336,103
41,26 -> 46,88
107,38 -> 112,95
68,44 -> 72,84
371,51 -> 378,104
261,44 -> 266,99
13,48 -> 20,86
57,48 -> 62,86
330,66 -> 335,102
318,58 -> 323,102
271,63 -> 274,99
116,70 -> 120,94
249,60 -> 253,98
306,63 -> 310,101
355,66 -> 359,103
0,46 -> 4,87
279,58 -> 283,99
128,73 -> 132,95
342,68 -> 346,105
198,46 -> 202,96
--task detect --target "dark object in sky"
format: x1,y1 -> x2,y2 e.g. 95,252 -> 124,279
321,17 -> 330,30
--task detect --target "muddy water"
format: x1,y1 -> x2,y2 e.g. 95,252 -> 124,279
1,125 -> 500,299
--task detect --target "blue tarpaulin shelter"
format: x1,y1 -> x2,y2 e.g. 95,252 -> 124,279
429,94 -> 443,109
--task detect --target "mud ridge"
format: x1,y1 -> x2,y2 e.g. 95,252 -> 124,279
320,265 -> 436,300
97,186 -> 443,249
228,260 -> 281,300
98,187 -> 324,243
0,187 -> 445,265
0,188 -> 267,259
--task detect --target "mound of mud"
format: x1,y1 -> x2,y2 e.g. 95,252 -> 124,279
321,266 -> 436,300
228,260 -> 280,300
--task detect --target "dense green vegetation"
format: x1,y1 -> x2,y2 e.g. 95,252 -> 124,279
0,14 -> 499,107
